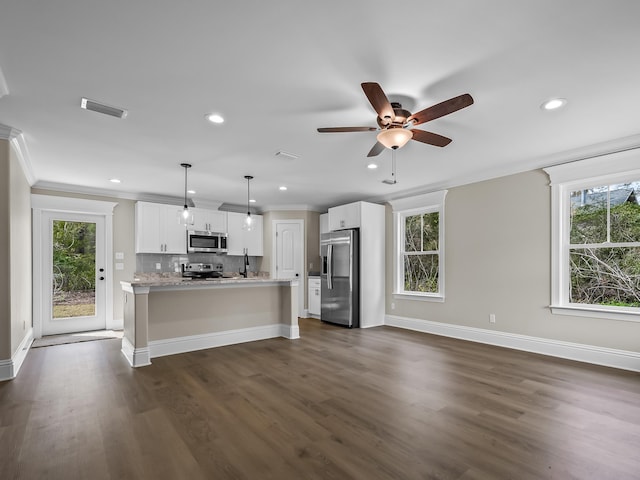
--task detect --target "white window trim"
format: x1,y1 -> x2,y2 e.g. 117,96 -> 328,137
389,190 -> 447,301
544,149 -> 640,323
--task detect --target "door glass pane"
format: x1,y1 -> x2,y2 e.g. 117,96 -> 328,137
52,220 -> 96,318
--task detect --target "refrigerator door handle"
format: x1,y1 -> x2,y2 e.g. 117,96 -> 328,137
327,243 -> 333,290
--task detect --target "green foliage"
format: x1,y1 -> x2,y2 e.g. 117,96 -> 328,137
52,221 -> 96,293
570,200 -> 640,307
403,212 -> 439,292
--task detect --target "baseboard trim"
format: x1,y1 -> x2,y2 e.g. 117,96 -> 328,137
121,336 -> 151,368
149,323 -> 297,359
385,315 -> 640,372
0,329 -> 34,381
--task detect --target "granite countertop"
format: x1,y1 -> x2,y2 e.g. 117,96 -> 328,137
122,273 -> 297,289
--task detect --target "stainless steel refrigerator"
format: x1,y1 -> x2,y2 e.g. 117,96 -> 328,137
320,230 -> 359,328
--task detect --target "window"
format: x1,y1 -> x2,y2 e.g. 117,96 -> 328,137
545,150 -> 640,321
389,191 -> 446,301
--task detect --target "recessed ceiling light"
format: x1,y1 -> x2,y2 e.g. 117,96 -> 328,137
367,162 -> 378,169
279,186 -> 287,191
187,189 -> 196,194
541,98 -> 567,111
109,178 -> 121,183
249,199 -> 256,203
205,113 -> 224,124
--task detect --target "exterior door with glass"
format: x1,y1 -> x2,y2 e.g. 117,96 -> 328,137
41,212 -> 107,335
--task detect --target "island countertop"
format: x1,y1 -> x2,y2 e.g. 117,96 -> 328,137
121,276 -> 298,291
120,274 -> 300,368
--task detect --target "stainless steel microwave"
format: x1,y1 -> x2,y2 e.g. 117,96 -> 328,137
187,230 -> 228,254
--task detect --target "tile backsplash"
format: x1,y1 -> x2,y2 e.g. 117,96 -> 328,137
136,253 -> 259,274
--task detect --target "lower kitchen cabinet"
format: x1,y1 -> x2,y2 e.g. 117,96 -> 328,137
226,212 -> 263,256
308,277 -> 321,317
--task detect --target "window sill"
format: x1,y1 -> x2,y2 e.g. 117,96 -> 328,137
393,292 -> 444,303
549,304 -> 640,323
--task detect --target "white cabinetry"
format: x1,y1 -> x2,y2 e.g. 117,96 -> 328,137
308,277 -> 321,318
328,202 -> 361,231
135,202 -> 187,254
325,201 -> 385,328
226,212 -> 263,256
191,208 -> 227,232
319,213 -> 329,250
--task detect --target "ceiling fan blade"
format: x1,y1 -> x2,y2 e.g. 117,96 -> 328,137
407,93 -> 474,126
367,142 -> 385,157
411,129 -> 452,147
317,126 -> 377,133
361,82 -> 395,123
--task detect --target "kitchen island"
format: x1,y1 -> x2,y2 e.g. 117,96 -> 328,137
120,276 -> 299,367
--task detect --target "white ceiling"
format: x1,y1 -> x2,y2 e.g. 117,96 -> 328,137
1,1 -> 640,212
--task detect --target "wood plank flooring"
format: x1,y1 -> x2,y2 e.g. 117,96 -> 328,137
1,318 -> 639,479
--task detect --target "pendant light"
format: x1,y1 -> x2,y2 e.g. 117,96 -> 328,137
244,175 -> 253,231
179,163 -> 193,225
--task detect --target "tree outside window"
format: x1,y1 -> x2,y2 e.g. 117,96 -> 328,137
403,212 -> 440,293
568,182 -> 640,307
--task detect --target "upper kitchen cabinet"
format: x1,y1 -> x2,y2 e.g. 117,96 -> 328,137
190,208 -> 227,233
135,202 -> 187,254
226,212 -> 263,256
319,213 -> 329,250
328,202 -> 361,231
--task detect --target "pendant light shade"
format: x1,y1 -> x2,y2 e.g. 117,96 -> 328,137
377,127 -> 413,150
179,163 -> 193,225
244,175 -> 253,231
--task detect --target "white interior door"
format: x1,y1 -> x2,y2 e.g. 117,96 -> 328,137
274,220 -> 304,317
41,212 -> 107,335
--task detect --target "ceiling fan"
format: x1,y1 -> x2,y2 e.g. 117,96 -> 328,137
317,82 -> 474,157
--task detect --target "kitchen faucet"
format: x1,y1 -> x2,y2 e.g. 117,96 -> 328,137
240,251 -> 249,278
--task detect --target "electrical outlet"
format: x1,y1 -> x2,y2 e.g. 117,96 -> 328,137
489,313 -> 496,323
391,302 -> 395,310
155,263 -> 161,270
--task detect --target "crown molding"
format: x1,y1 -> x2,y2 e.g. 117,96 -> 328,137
0,124 -> 37,185
370,133 -> 640,206
260,204 -> 324,213
32,180 -> 187,205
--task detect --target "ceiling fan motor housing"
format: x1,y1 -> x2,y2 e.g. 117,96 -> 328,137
377,103 -> 412,128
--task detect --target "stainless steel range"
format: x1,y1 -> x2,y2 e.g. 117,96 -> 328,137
181,262 -> 223,279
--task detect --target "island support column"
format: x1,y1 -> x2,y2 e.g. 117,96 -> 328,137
121,284 -> 151,367
282,281 -> 300,339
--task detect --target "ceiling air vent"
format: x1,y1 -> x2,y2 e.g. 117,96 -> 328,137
80,97 -> 128,119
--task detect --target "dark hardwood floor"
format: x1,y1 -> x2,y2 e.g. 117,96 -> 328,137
1,318 -> 639,479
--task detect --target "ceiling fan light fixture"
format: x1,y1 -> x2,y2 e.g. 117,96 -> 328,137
377,128 -> 412,150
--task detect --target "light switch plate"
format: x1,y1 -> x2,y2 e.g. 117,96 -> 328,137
115,252 -> 124,260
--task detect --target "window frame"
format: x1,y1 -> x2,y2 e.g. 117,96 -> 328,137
389,190 -> 447,302
544,150 -> 640,322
